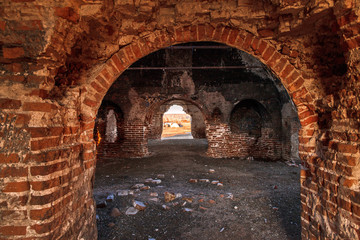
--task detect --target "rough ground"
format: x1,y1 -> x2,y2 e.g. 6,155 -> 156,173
94,139 -> 301,240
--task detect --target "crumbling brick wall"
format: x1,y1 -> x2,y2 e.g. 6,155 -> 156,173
0,0 -> 359,239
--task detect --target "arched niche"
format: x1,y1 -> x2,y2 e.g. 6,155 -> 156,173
230,99 -> 271,137
94,101 -> 125,158
148,99 -> 206,140
161,104 -> 192,139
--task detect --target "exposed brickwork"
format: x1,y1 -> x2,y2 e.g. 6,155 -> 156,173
206,124 -> 282,160
0,1 -> 359,239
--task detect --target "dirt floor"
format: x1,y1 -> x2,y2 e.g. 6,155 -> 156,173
94,139 -> 301,240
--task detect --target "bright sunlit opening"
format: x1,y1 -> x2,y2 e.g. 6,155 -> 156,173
161,105 -> 193,139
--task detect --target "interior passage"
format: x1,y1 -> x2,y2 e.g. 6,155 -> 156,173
94,139 -> 301,240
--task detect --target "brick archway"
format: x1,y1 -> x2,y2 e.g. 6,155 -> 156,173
145,97 -> 208,141
77,25 -> 319,238
80,24 -> 318,165
144,97 -> 209,125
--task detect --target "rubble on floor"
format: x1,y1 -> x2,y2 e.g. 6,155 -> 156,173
94,139 -> 301,240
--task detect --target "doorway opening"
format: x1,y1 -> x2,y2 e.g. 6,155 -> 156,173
161,104 -> 193,139
93,42 -> 301,240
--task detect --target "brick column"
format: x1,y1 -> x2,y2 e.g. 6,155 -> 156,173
120,121 -> 149,157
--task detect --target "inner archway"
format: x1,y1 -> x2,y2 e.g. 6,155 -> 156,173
92,40 -> 302,239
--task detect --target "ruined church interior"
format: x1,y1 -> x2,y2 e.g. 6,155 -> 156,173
0,0 -> 359,239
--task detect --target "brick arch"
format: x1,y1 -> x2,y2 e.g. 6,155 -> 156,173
229,98 -> 272,135
81,24 -> 318,165
145,98 -> 207,141
78,24 -> 319,237
144,97 -> 209,126
83,24 -> 316,126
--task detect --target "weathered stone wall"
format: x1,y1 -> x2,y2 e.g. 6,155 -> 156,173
0,0 -> 359,239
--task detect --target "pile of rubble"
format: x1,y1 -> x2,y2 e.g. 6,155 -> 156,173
95,171 -> 235,220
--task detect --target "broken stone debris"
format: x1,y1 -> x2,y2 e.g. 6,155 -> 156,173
149,198 -> 159,202
182,197 -> 193,203
125,207 -> 139,215
164,192 -> 176,202
145,178 -> 153,183
184,208 -> 194,212
199,179 -> 210,183
226,193 -> 234,200
141,186 -> 151,190
133,200 -> 147,210
132,183 -> 145,189
157,174 -> 165,179
117,190 -> 129,196
110,207 -> 121,217
106,194 -> 114,202
149,192 -> 158,197
175,193 -> 182,199
162,204 -> 170,210
145,178 -> 161,184
152,179 -> 162,184
209,169 -> 215,173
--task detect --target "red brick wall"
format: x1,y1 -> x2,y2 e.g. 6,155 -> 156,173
298,3 -> 360,239
1,1 -> 359,239
206,123 -> 282,160
148,113 -> 162,139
